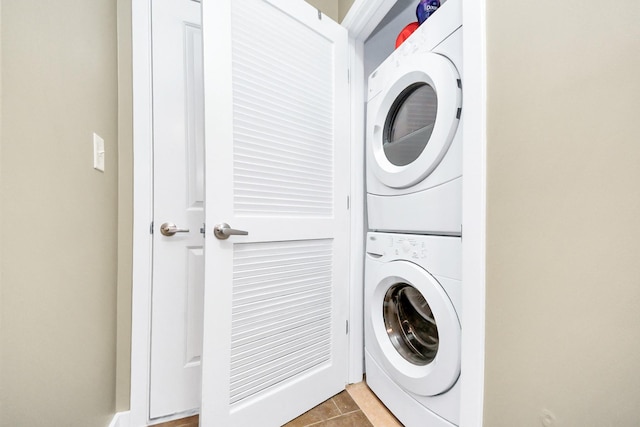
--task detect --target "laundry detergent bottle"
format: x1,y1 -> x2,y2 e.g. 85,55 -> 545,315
416,0 -> 440,24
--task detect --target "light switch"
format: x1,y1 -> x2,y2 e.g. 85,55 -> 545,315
93,133 -> 105,172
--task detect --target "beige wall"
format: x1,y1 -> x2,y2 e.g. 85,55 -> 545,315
484,1 -> 640,425
0,0 -> 119,425
305,0 -> 353,23
306,0 -> 339,22
338,0 -> 355,22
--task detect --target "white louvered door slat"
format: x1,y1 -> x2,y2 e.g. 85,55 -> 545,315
201,1 -> 350,426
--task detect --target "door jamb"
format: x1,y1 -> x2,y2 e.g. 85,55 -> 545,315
460,0 -> 487,424
346,35 -> 365,386
130,0 -> 153,425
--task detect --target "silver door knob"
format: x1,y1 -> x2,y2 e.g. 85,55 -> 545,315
213,223 -> 248,240
160,222 -> 190,236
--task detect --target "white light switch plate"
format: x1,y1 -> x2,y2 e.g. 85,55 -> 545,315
93,133 -> 105,172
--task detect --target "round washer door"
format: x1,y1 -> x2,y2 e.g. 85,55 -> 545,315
370,52 -> 461,189
369,260 -> 460,396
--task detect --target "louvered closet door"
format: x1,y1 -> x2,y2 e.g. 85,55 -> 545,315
200,1 -> 350,426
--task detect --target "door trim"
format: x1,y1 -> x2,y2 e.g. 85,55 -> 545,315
131,0 -> 152,425
346,36 -> 365,384
460,0 -> 487,425
130,0 -> 159,425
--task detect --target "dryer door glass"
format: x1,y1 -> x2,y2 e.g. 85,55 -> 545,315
383,83 -> 438,167
383,283 -> 438,365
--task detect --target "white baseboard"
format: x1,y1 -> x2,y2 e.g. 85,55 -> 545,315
108,411 -> 131,427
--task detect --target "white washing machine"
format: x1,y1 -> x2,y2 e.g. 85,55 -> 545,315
365,232 -> 461,427
366,0 -> 462,235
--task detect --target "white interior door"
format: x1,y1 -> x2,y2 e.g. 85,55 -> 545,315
150,0 -> 204,419
201,0 -> 350,425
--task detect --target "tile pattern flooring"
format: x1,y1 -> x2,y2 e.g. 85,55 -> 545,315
151,382 -> 402,427
283,389 -> 371,427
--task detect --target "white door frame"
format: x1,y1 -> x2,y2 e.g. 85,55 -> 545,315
130,0 -> 154,425
342,0 -> 487,425
459,1 -> 487,425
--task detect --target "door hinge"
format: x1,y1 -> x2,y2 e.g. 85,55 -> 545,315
347,68 -> 350,84
317,9 -> 322,20
200,223 -> 206,236
346,320 -> 349,335
347,196 -> 350,210
150,221 -> 154,235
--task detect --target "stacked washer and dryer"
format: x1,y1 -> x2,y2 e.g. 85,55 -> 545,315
364,1 -> 463,426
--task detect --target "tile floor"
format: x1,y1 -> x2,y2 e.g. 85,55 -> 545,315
151,381 -> 401,427
282,390 -> 371,427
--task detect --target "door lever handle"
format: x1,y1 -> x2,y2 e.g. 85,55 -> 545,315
160,222 -> 190,236
213,223 -> 248,240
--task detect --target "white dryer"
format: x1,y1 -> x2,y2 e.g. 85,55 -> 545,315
366,0 -> 462,235
365,232 -> 461,427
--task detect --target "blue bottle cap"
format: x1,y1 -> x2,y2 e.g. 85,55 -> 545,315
416,0 -> 440,24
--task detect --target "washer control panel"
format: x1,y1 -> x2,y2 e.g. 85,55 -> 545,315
366,232 -> 462,280
366,233 -> 427,261
397,236 -> 428,261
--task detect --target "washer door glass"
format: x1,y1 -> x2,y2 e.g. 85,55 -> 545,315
383,83 -> 438,167
383,282 -> 438,365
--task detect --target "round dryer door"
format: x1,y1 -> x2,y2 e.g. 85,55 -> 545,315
370,260 -> 460,396
370,52 -> 461,189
